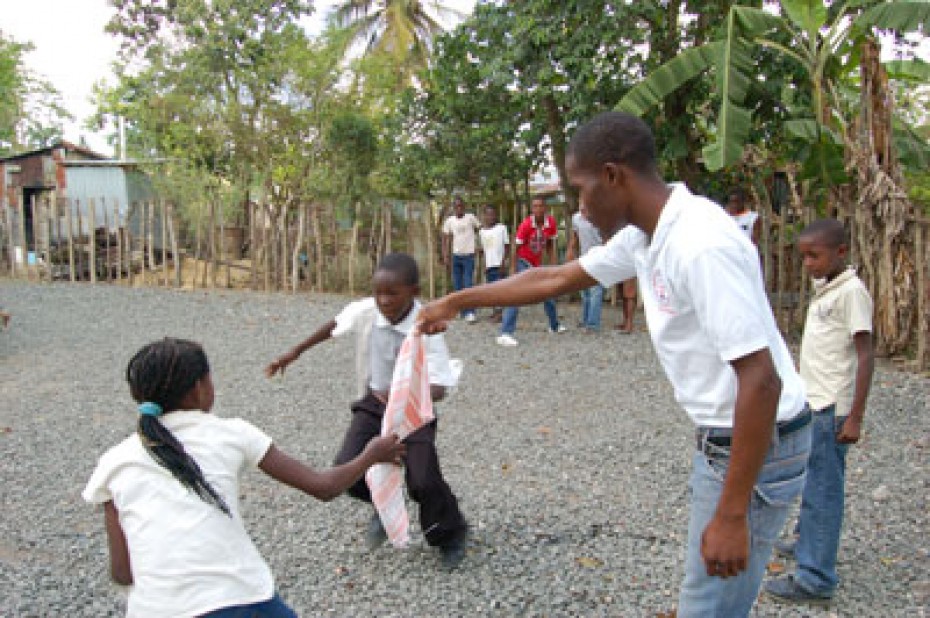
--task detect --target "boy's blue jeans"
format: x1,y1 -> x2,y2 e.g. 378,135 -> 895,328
501,259 -> 560,335
580,284 -> 605,330
677,419 -> 811,617
451,253 -> 476,318
794,404 -> 848,596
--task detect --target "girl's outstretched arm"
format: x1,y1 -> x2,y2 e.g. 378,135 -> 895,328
104,501 -> 133,585
258,436 -> 405,502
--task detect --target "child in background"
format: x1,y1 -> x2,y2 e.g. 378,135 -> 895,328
83,338 -> 404,618
764,219 -> 874,605
478,204 -> 509,322
266,253 -> 469,569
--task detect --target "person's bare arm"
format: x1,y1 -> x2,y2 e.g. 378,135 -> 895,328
751,216 -> 762,246
104,501 -> 133,585
837,331 -> 874,444
265,319 -> 337,377
549,237 -> 559,266
566,231 -> 579,263
418,261 -> 595,333
258,437 -> 405,502
700,348 -> 781,579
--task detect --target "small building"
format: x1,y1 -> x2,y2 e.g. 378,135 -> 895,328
0,141 -> 161,264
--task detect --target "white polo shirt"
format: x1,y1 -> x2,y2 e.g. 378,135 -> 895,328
83,412 -> 275,618
580,184 -> 805,428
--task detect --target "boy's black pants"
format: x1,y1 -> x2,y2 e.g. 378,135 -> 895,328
334,393 -> 467,548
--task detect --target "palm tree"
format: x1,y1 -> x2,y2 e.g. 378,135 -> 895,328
331,0 -> 459,76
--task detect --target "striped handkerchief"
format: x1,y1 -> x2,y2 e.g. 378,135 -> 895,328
365,332 -> 434,548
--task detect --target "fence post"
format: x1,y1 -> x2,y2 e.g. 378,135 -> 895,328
89,198 -> 97,284
66,199 -> 75,282
4,202 -> 15,278
916,218 -> 928,371
167,203 -> 181,288
49,196 -> 59,281
112,199 -> 121,283
161,200 -> 169,287
103,198 -> 111,283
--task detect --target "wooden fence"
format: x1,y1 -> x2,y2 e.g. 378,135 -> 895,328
2,195 -> 926,370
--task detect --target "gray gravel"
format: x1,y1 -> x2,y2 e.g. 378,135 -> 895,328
0,280 -> 927,617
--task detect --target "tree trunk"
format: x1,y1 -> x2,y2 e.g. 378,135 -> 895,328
541,93 -> 577,213
852,38 -> 918,357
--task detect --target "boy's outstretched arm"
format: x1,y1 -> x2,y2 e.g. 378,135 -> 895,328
838,330 -> 874,444
265,318 -> 337,377
418,261 -> 594,334
258,436 -> 406,502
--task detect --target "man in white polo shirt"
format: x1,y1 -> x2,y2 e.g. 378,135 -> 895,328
416,112 -> 810,617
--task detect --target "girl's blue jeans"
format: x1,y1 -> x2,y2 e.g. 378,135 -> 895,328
677,420 -> 811,617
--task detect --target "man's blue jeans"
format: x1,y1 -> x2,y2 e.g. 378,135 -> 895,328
677,421 -> 811,617
580,284 -> 605,330
451,253 -> 476,318
485,266 -> 502,284
794,404 -> 848,596
501,259 -> 560,335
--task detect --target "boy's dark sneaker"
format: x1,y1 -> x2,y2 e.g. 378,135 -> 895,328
764,575 -> 832,606
773,537 -> 796,559
365,512 -> 387,550
440,528 -> 469,570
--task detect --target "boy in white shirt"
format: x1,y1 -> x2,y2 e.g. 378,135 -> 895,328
266,253 -> 469,569
764,219 -> 874,605
442,196 -> 480,322
478,204 -> 509,321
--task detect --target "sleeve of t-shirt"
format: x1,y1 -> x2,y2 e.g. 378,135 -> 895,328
501,225 -> 509,244
686,246 -> 770,362
844,282 -> 873,335
470,214 -> 480,229
227,418 -> 274,470
425,332 -> 456,387
332,297 -> 376,338
442,217 -> 452,235
82,447 -> 119,504
578,229 -> 637,287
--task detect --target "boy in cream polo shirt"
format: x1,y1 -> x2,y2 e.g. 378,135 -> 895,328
416,112 -> 811,617
765,219 -> 874,605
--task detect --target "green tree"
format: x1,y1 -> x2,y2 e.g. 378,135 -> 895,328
331,0 -> 456,83
0,31 -> 72,155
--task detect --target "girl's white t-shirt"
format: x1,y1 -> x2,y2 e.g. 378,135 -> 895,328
83,412 -> 275,618
479,224 -> 509,268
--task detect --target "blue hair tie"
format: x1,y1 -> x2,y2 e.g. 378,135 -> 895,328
138,402 -> 163,417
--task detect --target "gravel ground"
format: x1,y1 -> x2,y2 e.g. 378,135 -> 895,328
0,280 -> 927,617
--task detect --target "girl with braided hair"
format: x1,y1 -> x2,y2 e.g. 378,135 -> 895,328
83,338 -> 404,617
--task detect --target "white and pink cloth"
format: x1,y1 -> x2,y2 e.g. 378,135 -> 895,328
365,332 -> 434,548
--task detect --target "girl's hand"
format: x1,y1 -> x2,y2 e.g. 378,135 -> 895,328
364,435 -> 406,465
836,416 -> 861,444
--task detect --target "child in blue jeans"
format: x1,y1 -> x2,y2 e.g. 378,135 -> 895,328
764,219 -> 874,605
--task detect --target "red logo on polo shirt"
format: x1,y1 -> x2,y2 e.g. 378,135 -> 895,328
652,270 -> 676,315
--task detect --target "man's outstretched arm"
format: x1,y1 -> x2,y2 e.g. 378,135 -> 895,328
418,261 -> 595,333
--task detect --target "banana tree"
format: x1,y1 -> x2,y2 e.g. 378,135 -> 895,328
618,0 -> 930,174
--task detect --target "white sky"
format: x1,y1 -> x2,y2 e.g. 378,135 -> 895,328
0,0 -> 476,155
0,1 -> 924,157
